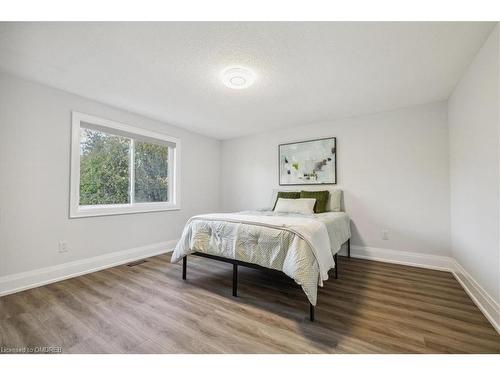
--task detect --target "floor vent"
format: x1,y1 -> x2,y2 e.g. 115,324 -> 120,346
127,260 -> 148,267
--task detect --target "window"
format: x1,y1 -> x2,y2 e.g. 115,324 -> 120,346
70,112 -> 180,217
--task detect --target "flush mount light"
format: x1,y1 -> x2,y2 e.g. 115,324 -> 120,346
221,66 -> 256,89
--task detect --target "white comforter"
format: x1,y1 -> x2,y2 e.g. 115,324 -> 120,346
171,211 -> 350,305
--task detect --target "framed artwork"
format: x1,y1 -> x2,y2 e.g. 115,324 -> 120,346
278,137 -> 336,185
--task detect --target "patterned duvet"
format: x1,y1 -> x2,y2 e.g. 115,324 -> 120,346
171,211 -> 350,305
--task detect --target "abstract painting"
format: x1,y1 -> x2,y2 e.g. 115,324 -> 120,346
279,137 -> 336,185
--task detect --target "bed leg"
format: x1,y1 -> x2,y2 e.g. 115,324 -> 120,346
182,256 -> 187,280
232,263 -> 238,297
334,253 -> 338,279
347,238 -> 351,258
309,303 -> 315,322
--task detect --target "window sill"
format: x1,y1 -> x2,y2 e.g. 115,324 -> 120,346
69,203 -> 181,218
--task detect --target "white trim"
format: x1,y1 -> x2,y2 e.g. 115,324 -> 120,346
129,138 -> 136,204
70,111 -> 181,218
338,245 -> 455,271
74,202 -> 180,218
338,245 -> 499,333
1,240 -> 498,334
0,240 -> 177,297
73,111 -> 180,146
452,259 -> 500,334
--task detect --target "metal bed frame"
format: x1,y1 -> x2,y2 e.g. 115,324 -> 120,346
181,238 -> 351,322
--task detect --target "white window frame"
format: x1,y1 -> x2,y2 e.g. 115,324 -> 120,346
70,111 -> 181,218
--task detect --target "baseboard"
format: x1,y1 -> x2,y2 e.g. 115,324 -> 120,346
338,245 -> 455,271
0,240 -> 177,297
2,240 -> 498,334
451,260 -> 500,334
338,244 -> 499,334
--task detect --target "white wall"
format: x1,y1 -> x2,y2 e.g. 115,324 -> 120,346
221,102 -> 451,256
0,72 -> 221,277
449,25 -> 499,303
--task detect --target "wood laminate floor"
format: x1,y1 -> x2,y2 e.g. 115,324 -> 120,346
0,254 -> 499,354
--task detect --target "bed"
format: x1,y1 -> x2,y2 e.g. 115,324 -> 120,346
171,190 -> 351,321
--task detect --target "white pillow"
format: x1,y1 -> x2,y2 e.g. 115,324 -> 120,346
328,189 -> 342,212
274,198 -> 316,215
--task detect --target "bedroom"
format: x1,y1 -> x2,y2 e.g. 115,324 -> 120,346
0,1 -> 499,372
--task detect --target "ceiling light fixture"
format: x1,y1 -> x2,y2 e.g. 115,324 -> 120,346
221,66 -> 256,89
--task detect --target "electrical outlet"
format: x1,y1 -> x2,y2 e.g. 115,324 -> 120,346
58,240 -> 68,253
382,230 -> 389,240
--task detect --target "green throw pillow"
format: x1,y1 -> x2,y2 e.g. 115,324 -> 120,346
273,191 -> 300,210
300,190 -> 329,213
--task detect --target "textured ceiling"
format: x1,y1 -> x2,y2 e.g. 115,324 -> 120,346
0,22 -> 495,139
